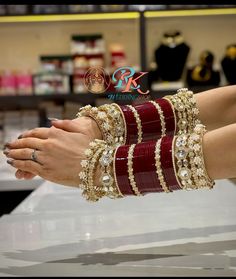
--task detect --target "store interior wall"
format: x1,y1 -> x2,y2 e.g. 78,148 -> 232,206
0,19 -> 140,72
0,15 -> 235,73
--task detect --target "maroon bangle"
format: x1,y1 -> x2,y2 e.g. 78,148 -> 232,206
115,137 -> 181,196
120,98 -> 176,145
160,136 -> 181,191
120,105 -> 138,144
115,144 -> 134,196
134,102 -> 163,142
133,141 -> 164,195
155,98 -> 175,136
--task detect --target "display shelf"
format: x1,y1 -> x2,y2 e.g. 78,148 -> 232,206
0,7 -> 235,23
144,7 -> 236,18
0,12 -> 140,23
0,85 -> 217,108
0,94 -> 99,109
0,92 -> 148,108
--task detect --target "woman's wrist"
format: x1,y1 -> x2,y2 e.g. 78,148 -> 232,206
72,116 -> 103,140
77,104 -> 125,147
89,117 -> 103,140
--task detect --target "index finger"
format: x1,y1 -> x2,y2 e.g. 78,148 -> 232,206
21,127 -> 50,139
7,138 -> 45,150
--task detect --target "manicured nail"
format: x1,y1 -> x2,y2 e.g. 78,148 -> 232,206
48,117 -> 59,121
18,134 -> 23,139
7,159 -> 14,165
3,142 -> 11,149
3,149 -> 9,156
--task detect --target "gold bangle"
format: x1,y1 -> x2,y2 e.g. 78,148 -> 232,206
77,103 -> 125,147
173,124 -> 215,190
149,100 -> 166,137
164,88 -> 201,135
189,125 -> 215,189
127,144 -> 142,196
172,135 -> 183,189
155,138 -> 170,192
100,103 -> 126,147
99,146 -> 123,199
127,105 -> 143,143
87,146 -> 105,201
79,139 -> 106,202
110,103 -> 127,145
113,146 -> 124,198
163,97 -> 177,136
77,105 -> 114,145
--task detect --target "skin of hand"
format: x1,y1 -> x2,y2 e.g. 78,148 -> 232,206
195,85 -> 236,131
4,116 -> 102,184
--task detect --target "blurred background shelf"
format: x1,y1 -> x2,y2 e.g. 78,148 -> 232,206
144,7 -> 236,18
0,84 -> 220,108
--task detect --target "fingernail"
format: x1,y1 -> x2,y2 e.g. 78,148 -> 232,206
18,134 -> 23,139
48,117 -> 59,121
3,142 -> 11,149
3,149 -> 9,156
7,159 -> 14,165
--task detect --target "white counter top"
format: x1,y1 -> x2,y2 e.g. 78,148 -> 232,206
0,179 -> 236,276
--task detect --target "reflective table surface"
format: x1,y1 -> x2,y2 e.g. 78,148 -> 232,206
0,179 -> 236,276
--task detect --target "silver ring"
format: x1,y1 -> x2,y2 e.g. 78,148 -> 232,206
31,149 -> 37,163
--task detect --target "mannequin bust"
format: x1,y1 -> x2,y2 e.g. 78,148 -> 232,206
221,44 -> 236,85
186,50 -> 220,87
154,30 -> 190,81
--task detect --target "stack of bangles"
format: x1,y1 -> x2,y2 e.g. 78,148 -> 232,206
77,88 -> 215,202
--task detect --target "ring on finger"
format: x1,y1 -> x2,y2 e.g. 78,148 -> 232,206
31,149 -> 38,163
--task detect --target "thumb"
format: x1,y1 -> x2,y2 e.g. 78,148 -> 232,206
50,119 -> 80,133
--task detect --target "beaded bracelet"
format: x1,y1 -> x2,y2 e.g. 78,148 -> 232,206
99,145 -> 123,199
164,88 -> 201,135
79,139 -> 105,202
173,124 -> 215,190
79,139 -> 123,202
126,106 -> 143,143
77,104 -> 125,147
99,103 -> 126,147
149,101 -> 166,137
155,138 -> 170,193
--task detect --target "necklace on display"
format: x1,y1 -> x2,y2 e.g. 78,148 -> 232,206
161,34 -> 184,48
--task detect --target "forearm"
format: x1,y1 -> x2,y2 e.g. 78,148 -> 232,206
93,122 -> 236,200
77,86 -> 236,147
204,123 -> 236,180
195,85 -> 236,131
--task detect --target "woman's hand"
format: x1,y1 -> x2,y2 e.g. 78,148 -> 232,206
4,117 -> 102,186
10,116 -> 102,180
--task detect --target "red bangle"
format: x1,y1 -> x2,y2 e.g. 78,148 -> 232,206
134,102 -> 163,142
120,98 -> 176,145
160,136 -> 181,191
132,141 -> 164,195
120,105 -> 138,144
115,137 -> 181,196
115,144 -> 134,196
154,98 -> 176,136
